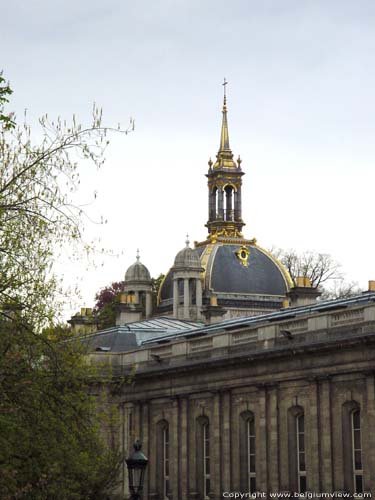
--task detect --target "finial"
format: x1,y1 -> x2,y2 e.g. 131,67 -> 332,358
136,248 -> 140,261
237,155 -> 242,166
222,77 -> 228,107
185,234 -> 190,248
208,157 -> 213,168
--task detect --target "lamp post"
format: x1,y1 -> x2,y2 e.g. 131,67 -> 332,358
125,440 -> 148,500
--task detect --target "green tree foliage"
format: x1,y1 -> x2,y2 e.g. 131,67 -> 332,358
0,74 -> 131,499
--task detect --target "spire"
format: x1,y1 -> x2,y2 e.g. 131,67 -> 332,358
185,234 -> 190,248
219,78 -> 231,152
213,78 -> 237,169
136,248 -> 140,261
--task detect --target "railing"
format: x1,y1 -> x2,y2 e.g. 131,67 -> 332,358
209,209 -> 240,222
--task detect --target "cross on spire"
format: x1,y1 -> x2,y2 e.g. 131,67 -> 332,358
222,77 -> 228,105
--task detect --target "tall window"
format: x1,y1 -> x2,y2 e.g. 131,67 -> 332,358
240,411 -> 256,493
342,401 -> 364,493
296,414 -> 306,493
247,418 -> 256,492
351,409 -> 363,494
203,421 -> 210,499
288,405 -> 306,493
157,420 -> 170,499
196,416 -> 210,499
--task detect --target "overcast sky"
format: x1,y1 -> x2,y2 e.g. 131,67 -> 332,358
2,0 -> 375,318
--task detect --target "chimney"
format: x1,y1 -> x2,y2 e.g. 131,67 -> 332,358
201,293 -> 227,325
287,276 -> 321,307
68,307 -> 98,335
368,280 -> 375,292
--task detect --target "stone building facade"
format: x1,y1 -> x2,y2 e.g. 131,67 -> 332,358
90,291 -> 375,499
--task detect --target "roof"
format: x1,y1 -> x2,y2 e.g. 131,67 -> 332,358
145,291 -> 375,346
82,317 -> 203,353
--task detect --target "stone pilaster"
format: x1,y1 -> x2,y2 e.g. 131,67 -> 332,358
221,391 -> 231,494
319,378 -> 333,492
212,392 -> 221,500
180,398 -> 189,500
140,402 -> 149,499
267,385 -> 279,492
188,401 -> 198,500
170,398 -> 179,500
173,279 -> 179,318
308,381 -> 320,492
258,386 -> 268,492
364,373 -> 375,492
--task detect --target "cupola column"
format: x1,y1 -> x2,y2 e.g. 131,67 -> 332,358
145,292 -> 152,317
235,185 -> 242,220
217,187 -> 224,219
196,278 -> 203,308
173,279 -> 179,317
225,187 -> 233,220
183,278 -> 190,319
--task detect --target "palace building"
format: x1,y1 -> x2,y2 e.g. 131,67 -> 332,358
74,90 -> 375,499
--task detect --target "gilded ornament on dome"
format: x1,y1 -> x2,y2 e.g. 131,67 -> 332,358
236,245 -> 250,267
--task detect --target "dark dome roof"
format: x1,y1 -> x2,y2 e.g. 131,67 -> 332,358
159,242 -> 291,304
173,246 -> 201,269
125,259 -> 151,283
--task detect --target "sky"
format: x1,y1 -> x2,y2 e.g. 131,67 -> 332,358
2,0 -> 375,319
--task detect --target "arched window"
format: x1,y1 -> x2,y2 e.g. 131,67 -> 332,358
288,405 -> 306,493
157,420 -> 170,499
196,416 -> 210,500
342,401 -> 364,494
240,411 -> 256,493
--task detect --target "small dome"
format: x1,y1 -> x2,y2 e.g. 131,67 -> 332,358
174,246 -> 201,268
125,252 -> 151,283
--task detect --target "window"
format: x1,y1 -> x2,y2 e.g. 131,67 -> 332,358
247,417 -> 256,492
240,411 -> 256,493
351,409 -> 363,494
342,401 -> 364,493
196,416 -> 210,499
157,420 -> 170,499
203,421 -> 210,499
288,405 -> 306,493
296,414 -> 306,493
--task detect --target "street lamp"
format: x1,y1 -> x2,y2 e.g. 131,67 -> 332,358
126,440 -> 148,500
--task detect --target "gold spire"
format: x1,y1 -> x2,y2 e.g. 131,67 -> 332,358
213,78 -> 237,169
219,78 -> 230,152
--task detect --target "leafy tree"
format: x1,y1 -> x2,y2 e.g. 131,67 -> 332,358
0,73 -> 131,499
94,281 -> 125,329
272,247 -> 360,299
93,273 -> 166,329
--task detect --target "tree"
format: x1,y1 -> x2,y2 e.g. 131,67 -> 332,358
272,247 -> 360,299
0,73 -> 131,498
93,273 -> 165,329
94,281 -> 125,330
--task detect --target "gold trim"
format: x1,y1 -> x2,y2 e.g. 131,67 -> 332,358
254,244 -> 293,289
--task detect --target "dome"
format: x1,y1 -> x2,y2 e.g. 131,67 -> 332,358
173,246 -> 201,269
158,242 -> 292,314
125,255 -> 151,284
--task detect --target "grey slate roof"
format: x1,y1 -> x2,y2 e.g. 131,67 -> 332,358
145,292 -> 375,346
84,292 -> 375,353
83,317 -> 203,353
